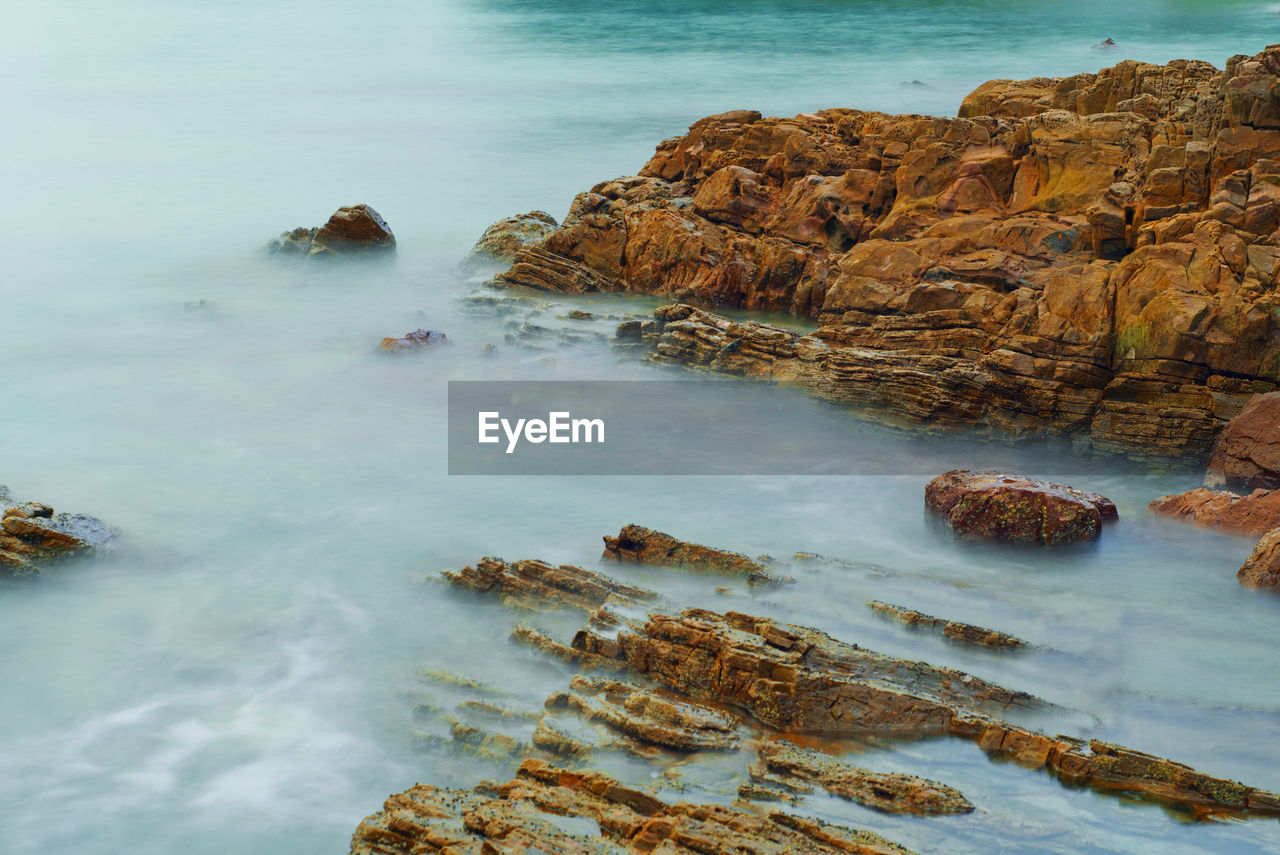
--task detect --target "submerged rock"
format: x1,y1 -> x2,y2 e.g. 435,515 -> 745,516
1147,487 -> 1280,536
479,47 -> 1280,462
602,523 -> 783,585
349,758 -> 915,855
443,556 -> 655,612
925,470 -> 1118,544
1206,392 -> 1280,491
1238,527 -> 1280,589
546,676 -> 741,752
267,204 -> 395,256
469,210 -> 559,263
378,328 -> 447,352
0,491 -> 113,576
866,600 -> 1027,648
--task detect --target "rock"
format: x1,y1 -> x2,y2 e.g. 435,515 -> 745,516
267,204 -> 395,256
511,624 -> 629,671
469,210 -> 559,263
0,493 -> 113,577
1147,487 -> 1280,536
349,758 -> 915,855
1238,527 -> 1280,588
601,524 -> 783,585
481,47 -> 1280,462
545,676 -> 741,752
1206,392 -> 1280,491
751,738 -> 974,815
925,470 -> 1118,544
443,556 -> 655,612
378,328 -> 447,352
866,601 -> 1027,648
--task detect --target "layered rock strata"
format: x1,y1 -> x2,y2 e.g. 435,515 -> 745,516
602,523 -> 782,585
866,600 -> 1027,648
486,48 -> 1280,461
1147,487 -> 1280,535
1206,392 -> 1280,490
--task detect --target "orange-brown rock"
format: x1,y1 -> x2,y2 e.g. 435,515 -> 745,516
601,523 -> 781,585
925,470 -> 1118,544
865,600 -> 1026,648
1238,527 -> 1280,589
1206,392 -> 1280,491
469,210 -> 559,263
378,329 -> 447,352
443,557 -> 655,612
545,676 -> 741,752
349,758 -> 915,855
0,490 -> 113,577
484,48 -> 1280,461
1147,487 -> 1280,536
268,204 -> 395,256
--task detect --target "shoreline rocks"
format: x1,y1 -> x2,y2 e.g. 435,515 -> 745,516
866,600 -> 1027,648
0,488 -> 113,576
378,328 -> 447,352
1238,528 -> 1280,589
478,47 -> 1280,462
925,470 -> 1118,544
1147,487 -> 1280,536
1206,392 -> 1280,491
267,204 -> 395,256
602,523 -> 784,585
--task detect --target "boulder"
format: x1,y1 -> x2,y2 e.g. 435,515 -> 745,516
0,491 -> 113,577
1238,527 -> 1280,589
1148,487 -> 1280,536
267,204 -> 395,256
1206,392 -> 1280,491
925,470 -> 1117,544
469,210 -> 559,262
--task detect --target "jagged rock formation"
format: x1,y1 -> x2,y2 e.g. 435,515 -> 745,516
443,556 -> 655,612
1238,527 -> 1280,588
601,523 -> 783,585
545,676 -> 741,752
748,738 -> 974,815
866,600 -> 1027,648
0,487 -> 113,576
925,470 -> 1118,544
1147,486 -> 1280,535
1206,392 -> 1280,490
268,204 -> 395,256
484,48 -> 1280,461
349,759 -> 915,855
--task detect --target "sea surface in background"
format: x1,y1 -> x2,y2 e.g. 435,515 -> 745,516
3,2 -> 1280,853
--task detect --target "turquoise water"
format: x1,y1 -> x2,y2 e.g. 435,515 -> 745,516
3,1 -> 1280,853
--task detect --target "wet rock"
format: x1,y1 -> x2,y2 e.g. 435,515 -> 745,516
349,758 -> 915,855
1206,392 -> 1280,491
470,210 -> 559,263
511,624 -> 629,671
545,676 -> 741,752
1237,527 -> 1280,589
0,492 -> 113,577
267,204 -> 395,256
751,738 -> 974,815
602,524 -> 783,585
866,600 -> 1027,648
1147,487 -> 1280,536
443,556 -> 655,612
482,48 -> 1280,462
925,470 -> 1117,544
378,328 -> 447,352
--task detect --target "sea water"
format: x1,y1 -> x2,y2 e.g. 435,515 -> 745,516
3,1 -> 1280,853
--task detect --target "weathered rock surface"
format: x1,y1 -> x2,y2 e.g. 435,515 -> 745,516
749,738 -> 974,815
1206,392 -> 1280,491
866,600 -> 1027,648
546,676 -> 741,752
484,48 -> 1280,461
378,329 -> 447,352
1239,527 -> 1280,588
444,556 -> 655,612
602,523 -> 782,585
349,758 -> 914,855
0,489 -> 113,576
470,210 -> 560,263
268,204 -> 395,256
1147,486 -> 1280,535
925,470 -> 1118,544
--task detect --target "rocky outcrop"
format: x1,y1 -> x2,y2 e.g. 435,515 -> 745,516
1206,392 -> 1280,491
350,759 -> 915,855
1238,527 -> 1280,588
925,470 -> 1118,544
483,48 -> 1280,461
378,329 -> 447,352
749,739 -> 973,815
0,488 -> 113,576
268,204 -> 395,256
545,676 -> 741,752
866,600 -> 1027,648
443,556 -> 655,612
1147,487 -> 1280,535
601,523 -> 782,585
470,211 -> 559,263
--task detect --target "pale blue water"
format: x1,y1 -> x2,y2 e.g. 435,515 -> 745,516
3,2 -> 1280,853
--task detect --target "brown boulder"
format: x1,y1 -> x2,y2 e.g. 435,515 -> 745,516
1238,527 -> 1280,589
1206,392 -> 1280,491
925,470 -> 1118,544
267,204 -> 395,256
0,492 -> 112,576
469,210 -> 559,262
1147,487 -> 1280,536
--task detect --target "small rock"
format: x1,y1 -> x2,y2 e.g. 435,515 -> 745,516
1238,528 -> 1280,589
379,328 -> 448,352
